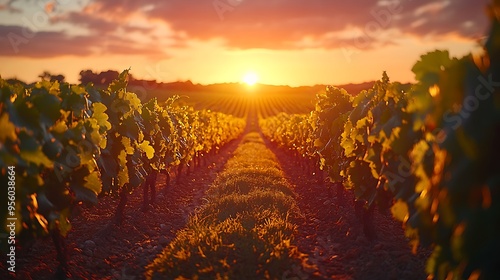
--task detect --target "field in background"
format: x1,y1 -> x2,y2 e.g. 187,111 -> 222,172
143,81 -> 379,119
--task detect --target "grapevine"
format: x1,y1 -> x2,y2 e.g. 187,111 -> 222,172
0,71 -> 245,276
260,4 -> 500,278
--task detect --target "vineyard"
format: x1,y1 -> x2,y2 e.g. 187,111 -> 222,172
1,4 -> 500,280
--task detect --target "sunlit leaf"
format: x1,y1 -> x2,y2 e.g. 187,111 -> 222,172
21,147 -> 53,167
92,102 -> 112,130
391,199 -> 409,222
138,140 -> 155,159
0,114 -> 17,142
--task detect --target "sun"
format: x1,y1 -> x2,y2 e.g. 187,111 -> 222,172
242,71 -> 259,86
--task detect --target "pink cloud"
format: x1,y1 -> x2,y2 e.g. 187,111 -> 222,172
0,25 -> 167,58
83,0 -> 489,49
0,0 -> 490,58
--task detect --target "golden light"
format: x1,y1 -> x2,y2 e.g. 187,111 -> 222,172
429,84 -> 440,97
242,71 -> 259,86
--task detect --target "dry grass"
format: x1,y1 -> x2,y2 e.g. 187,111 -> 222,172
145,133 -> 311,279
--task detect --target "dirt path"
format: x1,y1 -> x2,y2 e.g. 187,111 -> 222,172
267,141 -> 431,279
2,138 -> 241,280
145,132 -> 311,279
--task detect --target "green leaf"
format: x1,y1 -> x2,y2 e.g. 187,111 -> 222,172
117,150 -> 129,187
11,100 -> 41,131
92,102 -> 112,130
0,114 -> 17,142
72,182 -> 99,205
119,117 -> 140,140
67,166 -> 98,204
57,208 -> 72,237
32,92 -> 61,127
391,199 -> 409,222
61,92 -> 86,116
42,137 -> 63,160
411,50 -> 452,84
84,172 -> 102,196
19,130 -> 40,151
138,140 -> 155,159
108,69 -> 129,93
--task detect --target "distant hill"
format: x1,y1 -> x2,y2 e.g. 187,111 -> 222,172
140,80 -> 389,98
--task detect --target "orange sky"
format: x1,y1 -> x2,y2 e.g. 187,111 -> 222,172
0,0 -> 491,86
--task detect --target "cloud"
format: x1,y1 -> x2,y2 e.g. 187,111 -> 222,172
0,24 -> 168,58
0,0 -> 490,58
0,25 -> 91,57
394,0 -> 488,39
74,0 -> 488,49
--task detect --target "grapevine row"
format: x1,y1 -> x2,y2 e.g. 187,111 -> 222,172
0,70 -> 245,276
260,6 -> 500,279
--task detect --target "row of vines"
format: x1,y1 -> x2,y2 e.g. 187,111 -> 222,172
260,6 -> 500,280
0,70 -> 245,276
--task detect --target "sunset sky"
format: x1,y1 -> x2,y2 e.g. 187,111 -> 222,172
0,0 -> 491,86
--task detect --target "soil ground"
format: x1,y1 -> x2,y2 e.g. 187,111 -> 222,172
268,141 -> 430,280
0,139 -> 241,280
1,132 -> 429,279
